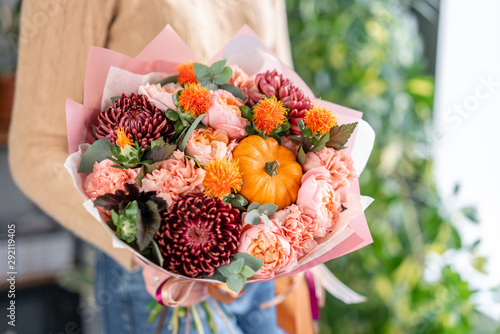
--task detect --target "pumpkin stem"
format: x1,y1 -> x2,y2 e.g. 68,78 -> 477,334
264,160 -> 280,176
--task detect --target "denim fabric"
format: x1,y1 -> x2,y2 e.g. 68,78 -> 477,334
95,252 -> 285,334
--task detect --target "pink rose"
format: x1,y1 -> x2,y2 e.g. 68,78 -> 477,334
296,167 -> 341,238
139,83 -> 182,110
84,159 -> 138,201
202,90 -> 250,140
141,150 -> 205,208
270,204 -> 318,259
227,65 -> 256,103
184,128 -> 237,164
238,219 -> 297,279
302,147 -> 357,203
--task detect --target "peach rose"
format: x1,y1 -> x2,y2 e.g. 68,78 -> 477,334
270,204 -> 318,259
141,150 -> 205,208
139,83 -> 182,110
238,218 -> 297,279
84,159 -> 138,201
296,167 -> 341,238
302,147 -> 357,203
202,90 -> 250,140
227,65 -> 256,103
184,128 -> 237,164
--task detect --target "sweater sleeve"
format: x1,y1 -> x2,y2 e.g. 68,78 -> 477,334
8,0 -> 137,269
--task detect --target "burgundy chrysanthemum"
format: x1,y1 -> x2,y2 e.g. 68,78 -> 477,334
95,93 -> 175,148
247,70 -> 314,134
155,193 -> 241,278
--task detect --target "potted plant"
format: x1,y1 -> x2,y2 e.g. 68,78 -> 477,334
0,0 -> 21,145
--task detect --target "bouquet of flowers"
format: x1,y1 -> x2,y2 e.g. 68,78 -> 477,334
65,26 -> 374,299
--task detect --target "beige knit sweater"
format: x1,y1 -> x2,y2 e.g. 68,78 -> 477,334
8,0 -> 292,269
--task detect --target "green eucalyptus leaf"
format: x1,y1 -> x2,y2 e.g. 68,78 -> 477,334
244,210 -> 261,225
205,270 -> 226,282
78,139 -> 113,173
154,75 -> 178,86
207,83 -> 219,91
213,67 -> 233,85
219,84 -> 245,101
226,274 -> 245,293
111,95 -> 121,104
194,63 -> 210,78
210,60 -> 227,74
247,202 -> 260,212
217,264 -> 232,278
297,145 -> 307,165
261,214 -> 270,228
229,258 -> 244,273
178,114 -> 206,151
233,253 -> 263,272
258,203 -> 278,216
239,265 -> 255,278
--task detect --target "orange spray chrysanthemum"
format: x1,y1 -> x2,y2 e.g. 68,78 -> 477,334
115,127 -> 133,148
203,159 -> 243,199
178,83 -> 212,117
252,96 -> 288,135
176,61 -> 198,85
304,105 -> 337,135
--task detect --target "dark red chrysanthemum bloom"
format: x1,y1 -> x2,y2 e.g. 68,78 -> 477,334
247,70 -> 313,135
155,193 -> 241,278
95,93 -> 175,148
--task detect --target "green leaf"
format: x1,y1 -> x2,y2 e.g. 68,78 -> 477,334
224,194 -> 248,208
245,125 -> 256,135
150,142 -> 176,162
151,240 -> 163,267
239,105 -> 253,121
471,256 -> 487,274
210,60 -> 227,74
207,83 -> 218,91
135,200 -> 162,251
297,145 -> 307,165
154,75 -> 178,86
247,202 -> 260,212
258,203 -> 278,216
135,161 -> 163,187
233,253 -> 263,272
219,84 -> 245,101
111,95 -> 121,104
78,139 -> 113,173
206,270 -> 227,283
213,67 -> 233,85
229,258 -> 244,273
326,122 -> 358,150
310,132 -> 330,153
239,265 -> 255,278
165,109 -> 179,121
244,210 -> 261,225
226,274 -> 246,293
261,215 -> 270,228
217,264 -> 232,277
461,207 -> 479,223
193,63 -> 210,78
150,138 -> 165,149
178,114 -> 206,151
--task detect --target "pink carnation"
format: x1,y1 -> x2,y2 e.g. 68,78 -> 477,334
227,65 -> 256,103
270,204 -> 318,259
84,159 -> 138,201
141,150 -> 205,208
238,218 -> 297,279
302,147 -> 357,203
296,167 -> 342,238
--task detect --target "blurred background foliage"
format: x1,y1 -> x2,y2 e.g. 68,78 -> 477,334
286,0 -> 491,333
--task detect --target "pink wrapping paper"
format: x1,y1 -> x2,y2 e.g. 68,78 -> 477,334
64,25 -> 375,284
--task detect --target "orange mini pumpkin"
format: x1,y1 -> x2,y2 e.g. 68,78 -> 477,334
233,135 -> 302,209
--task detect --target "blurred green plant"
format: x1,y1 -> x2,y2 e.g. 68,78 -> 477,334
286,0 -> 482,332
0,0 -> 22,76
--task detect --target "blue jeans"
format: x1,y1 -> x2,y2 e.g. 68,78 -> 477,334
95,252 -> 285,334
